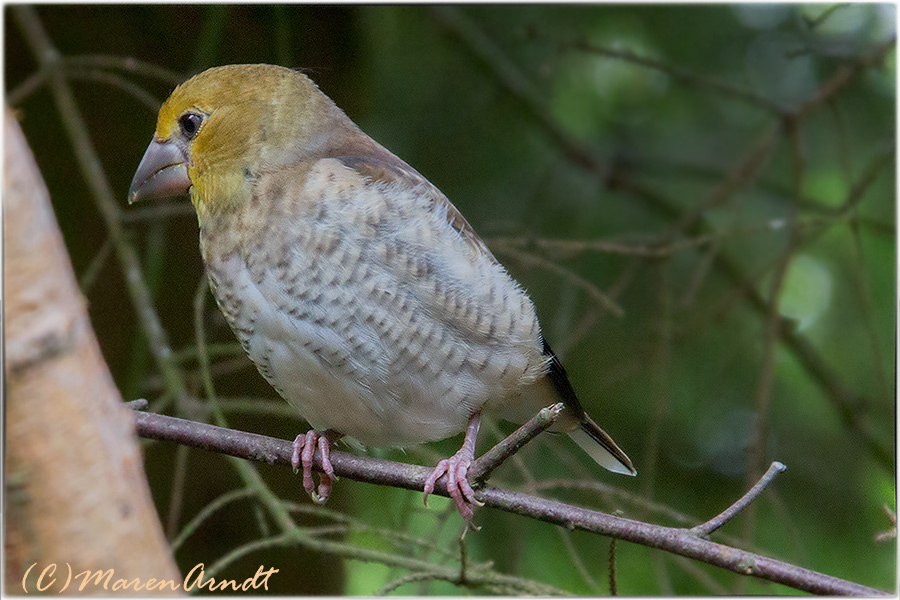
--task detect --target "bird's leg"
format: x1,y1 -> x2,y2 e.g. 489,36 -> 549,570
292,429 -> 339,504
423,411 -> 484,531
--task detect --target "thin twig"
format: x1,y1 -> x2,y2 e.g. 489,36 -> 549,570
126,398 -> 149,411
78,238 -> 113,294
837,144 -> 895,215
558,527 -> 602,593
563,38 -> 782,115
376,572 -> 469,596
555,256 -> 640,357
804,3 -> 851,30
639,263 -> 672,510
674,122 -> 781,266
457,536 -> 469,583
875,505 -> 897,543
486,232 -> 719,259
133,411 -> 887,596
673,126 -> 780,307
528,478 -> 695,525
527,477 -> 761,554
196,490 -> 569,597
430,6 -> 606,175
172,342 -> 246,364
7,70 -> 46,105
184,396 -> 300,419
469,403 -> 563,483
62,69 -> 161,112
494,244 -> 624,317
64,54 -> 184,85
691,462 -> 787,538
282,501 -> 470,565
170,488 -> 256,552
200,532 -> 302,584
608,538 -> 618,595
793,35 -> 896,118
673,554 -> 730,594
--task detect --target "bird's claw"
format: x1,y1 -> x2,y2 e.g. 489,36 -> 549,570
292,430 -> 335,504
423,451 -> 482,531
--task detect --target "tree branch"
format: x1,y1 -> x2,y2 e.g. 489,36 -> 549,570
692,462 -> 786,537
470,402 -> 563,483
134,410 -> 887,596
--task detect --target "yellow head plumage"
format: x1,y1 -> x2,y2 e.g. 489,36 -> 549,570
130,64 -> 358,217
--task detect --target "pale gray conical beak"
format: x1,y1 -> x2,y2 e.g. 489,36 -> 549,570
128,139 -> 191,204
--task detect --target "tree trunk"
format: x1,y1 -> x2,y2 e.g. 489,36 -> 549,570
4,107 -> 182,595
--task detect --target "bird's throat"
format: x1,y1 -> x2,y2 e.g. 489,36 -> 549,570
190,164 -> 248,220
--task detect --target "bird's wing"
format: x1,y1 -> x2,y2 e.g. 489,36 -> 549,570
334,148 -> 499,264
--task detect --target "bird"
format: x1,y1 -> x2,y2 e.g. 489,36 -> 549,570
129,64 -> 635,530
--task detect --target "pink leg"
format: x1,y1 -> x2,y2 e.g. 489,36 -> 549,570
423,411 -> 484,531
291,430 -> 337,504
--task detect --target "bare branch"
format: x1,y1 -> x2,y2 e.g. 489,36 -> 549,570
133,411 -> 888,596
692,462 -> 787,537
469,403 -> 563,483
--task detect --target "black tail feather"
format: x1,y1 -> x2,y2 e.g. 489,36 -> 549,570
542,338 -> 636,476
541,338 -> 585,419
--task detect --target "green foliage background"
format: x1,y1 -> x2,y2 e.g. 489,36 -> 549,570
6,4 -> 896,595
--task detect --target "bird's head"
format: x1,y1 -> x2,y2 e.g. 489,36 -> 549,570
129,64 -> 354,217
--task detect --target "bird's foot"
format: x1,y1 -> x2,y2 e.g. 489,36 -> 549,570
423,411 -> 484,531
292,430 -> 335,504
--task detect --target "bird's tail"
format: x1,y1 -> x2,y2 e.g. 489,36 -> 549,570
569,414 -> 636,476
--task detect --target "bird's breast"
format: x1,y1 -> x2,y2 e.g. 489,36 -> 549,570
197,160 -> 549,447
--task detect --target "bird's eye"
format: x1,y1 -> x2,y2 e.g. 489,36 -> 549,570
178,112 -> 203,139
